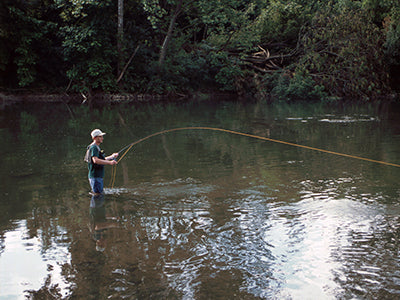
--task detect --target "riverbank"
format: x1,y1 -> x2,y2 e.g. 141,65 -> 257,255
1,91 -> 398,109
0,91 -> 247,109
0,92 -> 177,105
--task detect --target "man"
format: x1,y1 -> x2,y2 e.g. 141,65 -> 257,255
87,129 -> 118,195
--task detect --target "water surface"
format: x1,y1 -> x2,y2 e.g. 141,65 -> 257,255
0,100 -> 399,299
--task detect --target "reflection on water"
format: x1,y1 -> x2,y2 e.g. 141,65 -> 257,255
286,114 -> 379,123
94,176 -> 400,299
0,100 -> 399,299
0,220 -> 72,298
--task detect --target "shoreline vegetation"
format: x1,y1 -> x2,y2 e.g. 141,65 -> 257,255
1,1 -> 400,104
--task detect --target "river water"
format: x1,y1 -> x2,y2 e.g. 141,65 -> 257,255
0,99 -> 399,299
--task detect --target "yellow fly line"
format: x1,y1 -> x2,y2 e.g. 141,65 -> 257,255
109,126 -> 400,188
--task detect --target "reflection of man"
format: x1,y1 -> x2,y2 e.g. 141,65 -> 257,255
86,129 -> 118,195
89,194 -> 119,252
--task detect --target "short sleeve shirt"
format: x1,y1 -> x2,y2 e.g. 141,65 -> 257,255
88,144 -> 105,178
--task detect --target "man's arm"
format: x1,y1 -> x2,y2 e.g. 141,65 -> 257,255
92,156 -> 117,165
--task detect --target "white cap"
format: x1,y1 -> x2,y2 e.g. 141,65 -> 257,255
91,129 -> 106,138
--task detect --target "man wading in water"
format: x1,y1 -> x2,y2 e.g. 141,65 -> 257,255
85,129 -> 118,195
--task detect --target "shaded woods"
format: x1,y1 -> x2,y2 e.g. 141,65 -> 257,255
1,0 -> 400,102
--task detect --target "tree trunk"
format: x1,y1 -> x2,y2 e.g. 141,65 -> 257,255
117,0 -> 124,75
158,0 -> 182,70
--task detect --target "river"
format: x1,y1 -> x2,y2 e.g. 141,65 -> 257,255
0,99 -> 399,299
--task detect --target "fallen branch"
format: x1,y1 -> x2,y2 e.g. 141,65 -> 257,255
244,53 -> 294,64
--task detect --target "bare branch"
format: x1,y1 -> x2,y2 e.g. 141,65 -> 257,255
117,45 -> 140,83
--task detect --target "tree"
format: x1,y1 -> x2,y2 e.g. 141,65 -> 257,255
158,0 -> 183,69
1,0 -> 399,100
383,3 -> 400,90
0,0 -> 63,88
58,0 -> 117,99
118,0 -> 124,75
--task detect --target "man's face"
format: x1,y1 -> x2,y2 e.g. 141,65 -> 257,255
94,135 -> 104,144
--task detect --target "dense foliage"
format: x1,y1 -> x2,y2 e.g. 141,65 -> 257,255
1,0 -> 399,101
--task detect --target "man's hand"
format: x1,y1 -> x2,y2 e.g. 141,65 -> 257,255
105,153 -> 119,161
109,153 -> 118,165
